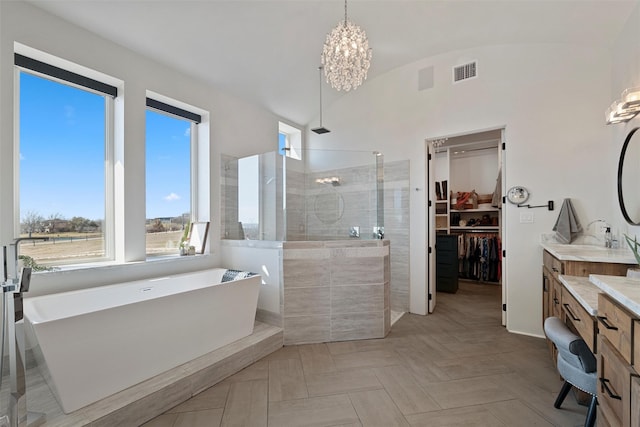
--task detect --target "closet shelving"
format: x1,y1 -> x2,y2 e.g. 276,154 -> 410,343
449,207 -> 500,231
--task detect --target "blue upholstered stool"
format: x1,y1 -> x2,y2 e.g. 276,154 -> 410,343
543,316 -> 597,427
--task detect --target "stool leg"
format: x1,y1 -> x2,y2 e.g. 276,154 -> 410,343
554,381 -> 572,409
585,395 -> 597,427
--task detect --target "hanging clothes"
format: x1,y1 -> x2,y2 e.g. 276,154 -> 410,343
455,233 -> 502,283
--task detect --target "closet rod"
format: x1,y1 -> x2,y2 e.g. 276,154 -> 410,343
435,145 -> 498,154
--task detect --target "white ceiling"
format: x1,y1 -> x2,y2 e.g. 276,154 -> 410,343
25,0 -> 637,126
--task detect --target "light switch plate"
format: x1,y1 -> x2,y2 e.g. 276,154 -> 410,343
520,212 -> 534,223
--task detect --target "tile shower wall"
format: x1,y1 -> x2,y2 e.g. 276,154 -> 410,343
282,240 -> 390,345
221,154 -> 242,239
288,160 -> 409,313
304,164 -> 378,241
223,155 -> 410,314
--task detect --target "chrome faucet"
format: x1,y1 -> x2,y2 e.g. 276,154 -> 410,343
1,237 -> 48,427
5,237 -> 48,290
585,219 -> 611,248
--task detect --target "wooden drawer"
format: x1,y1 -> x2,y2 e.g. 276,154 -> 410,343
543,251 -> 562,278
633,376 -> 640,427
561,286 -> 596,353
599,336 -> 635,427
564,260 -> 634,277
598,293 -> 635,364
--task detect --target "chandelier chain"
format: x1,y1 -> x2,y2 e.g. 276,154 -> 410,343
344,0 -> 348,25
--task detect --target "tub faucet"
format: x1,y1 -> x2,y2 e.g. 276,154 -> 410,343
5,237 -> 48,290
1,237 -> 48,427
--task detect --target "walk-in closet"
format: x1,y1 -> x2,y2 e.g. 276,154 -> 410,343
427,128 -> 505,322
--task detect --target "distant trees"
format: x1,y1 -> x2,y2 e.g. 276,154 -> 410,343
69,216 -> 92,233
47,212 -> 63,233
148,219 -> 166,233
21,211 -> 44,236
20,212 -> 101,234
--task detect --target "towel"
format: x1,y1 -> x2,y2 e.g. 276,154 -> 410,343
552,198 -> 583,243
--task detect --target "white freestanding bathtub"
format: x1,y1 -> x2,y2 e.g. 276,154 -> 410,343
23,268 -> 261,414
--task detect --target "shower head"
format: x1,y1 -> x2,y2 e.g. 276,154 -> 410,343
311,126 -> 330,134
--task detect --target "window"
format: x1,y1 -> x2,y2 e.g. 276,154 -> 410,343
145,99 -> 200,256
278,122 -> 302,160
16,55 -> 115,267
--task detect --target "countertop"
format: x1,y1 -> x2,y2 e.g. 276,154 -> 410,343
589,274 -> 640,318
558,275 -> 600,316
541,243 -> 636,264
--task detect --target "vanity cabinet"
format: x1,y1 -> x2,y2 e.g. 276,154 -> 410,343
598,334 -> 635,427
596,293 -> 640,427
542,250 -> 632,328
561,285 -> 596,352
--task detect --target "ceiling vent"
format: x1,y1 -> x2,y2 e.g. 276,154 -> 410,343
453,61 -> 477,83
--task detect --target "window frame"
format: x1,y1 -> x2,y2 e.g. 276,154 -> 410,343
14,63 -> 116,264
145,97 -> 202,257
279,122 -> 302,160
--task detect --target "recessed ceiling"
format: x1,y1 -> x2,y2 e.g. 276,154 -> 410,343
25,0 -> 637,126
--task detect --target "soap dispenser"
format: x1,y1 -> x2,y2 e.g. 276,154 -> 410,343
605,227 -> 612,248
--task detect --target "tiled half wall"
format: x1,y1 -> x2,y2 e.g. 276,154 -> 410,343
282,240 -> 390,345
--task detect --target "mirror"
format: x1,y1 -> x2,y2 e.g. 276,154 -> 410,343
188,222 -> 210,254
618,127 -> 640,225
314,188 -> 344,224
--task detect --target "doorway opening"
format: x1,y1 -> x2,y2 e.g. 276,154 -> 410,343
426,128 -> 506,325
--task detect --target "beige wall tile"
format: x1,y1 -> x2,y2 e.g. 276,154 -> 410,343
283,259 -> 330,288
284,316 -> 330,345
331,312 -> 384,341
284,287 -> 330,317
331,285 -> 384,314
331,257 -> 384,285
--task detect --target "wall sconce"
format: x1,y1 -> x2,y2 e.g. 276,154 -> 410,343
315,177 -> 341,186
606,87 -> 640,125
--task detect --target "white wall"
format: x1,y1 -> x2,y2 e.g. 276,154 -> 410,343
219,242 -> 282,314
307,43 -> 615,336
611,3 -> 640,240
0,2 -> 288,295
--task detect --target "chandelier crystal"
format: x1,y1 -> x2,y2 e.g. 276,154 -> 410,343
321,0 -> 372,92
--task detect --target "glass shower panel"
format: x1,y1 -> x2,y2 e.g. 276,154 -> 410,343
222,149 -> 383,241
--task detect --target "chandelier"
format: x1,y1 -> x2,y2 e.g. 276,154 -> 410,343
321,0 -> 372,92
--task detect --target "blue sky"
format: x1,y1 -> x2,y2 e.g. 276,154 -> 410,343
20,71 -> 190,222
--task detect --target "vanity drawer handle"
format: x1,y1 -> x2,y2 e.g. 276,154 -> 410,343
553,298 -> 559,305
563,304 -> 580,321
552,267 -> 559,273
597,316 -> 619,331
599,377 -> 622,400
